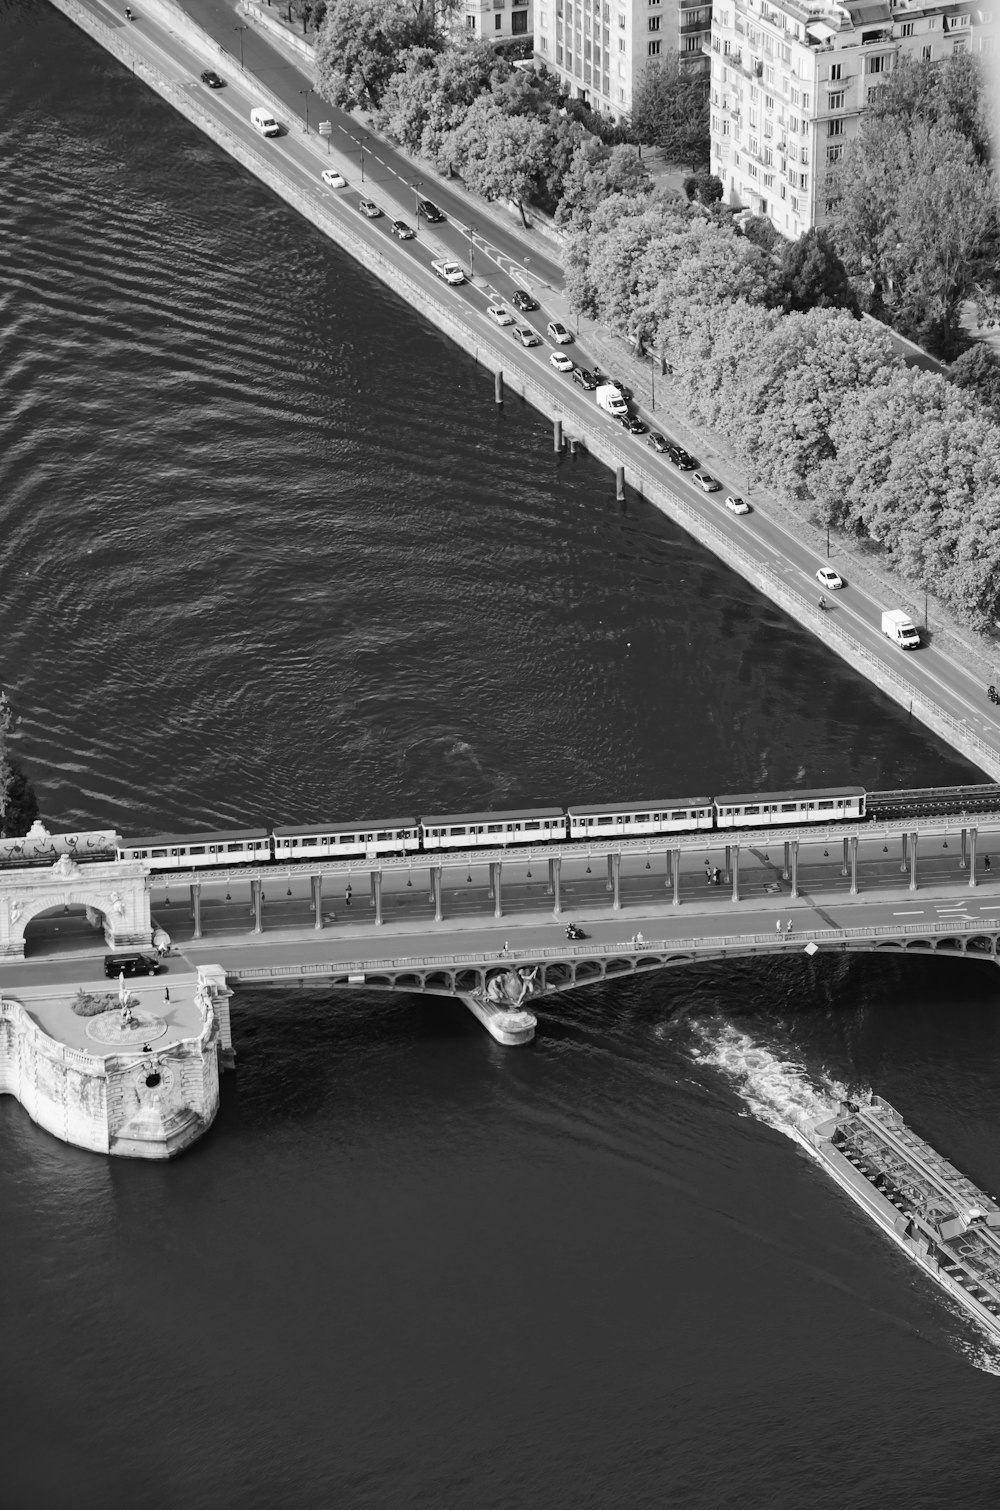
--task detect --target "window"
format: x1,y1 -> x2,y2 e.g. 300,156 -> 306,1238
867,52 -> 890,72
495,12 -> 502,26
788,113 -> 798,130
828,90 -> 844,108
829,61 -> 841,79
765,93 -> 774,110
618,9 -> 625,22
799,172 -> 808,191
648,37 -> 661,51
900,20 -> 913,34
922,43 -> 933,58
764,145 -> 773,164
648,13 -> 660,27
828,117 -> 844,135
826,143 -> 842,162
800,146 -> 808,164
801,91 -> 810,109
953,37 -> 968,51
790,85 -> 799,104
466,13 -> 476,26
867,85 -> 885,102
683,34 -> 700,48
765,63 -> 774,83
618,34 -> 625,48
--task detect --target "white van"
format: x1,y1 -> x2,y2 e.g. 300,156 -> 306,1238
250,107 -> 280,137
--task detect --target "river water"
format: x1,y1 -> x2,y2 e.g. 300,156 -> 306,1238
3,6 -> 1000,1507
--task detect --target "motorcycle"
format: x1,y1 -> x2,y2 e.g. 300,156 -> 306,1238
565,924 -> 586,941
818,596 -> 828,611
990,685 -> 999,705
125,6 -> 134,18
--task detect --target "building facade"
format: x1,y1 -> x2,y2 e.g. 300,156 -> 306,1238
708,0 -> 993,240
465,0 -> 533,45
533,0 -> 711,118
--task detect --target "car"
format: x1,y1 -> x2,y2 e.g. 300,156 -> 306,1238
390,219 -> 415,239
321,169 -> 347,189
600,377 -> 632,400
571,367 -> 598,390
486,304 -> 515,326
511,290 -> 539,313
669,449 -> 698,471
358,199 -> 382,219
550,352 -> 575,372
431,259 -> 465,285
816,567 -> 844,590
416,197 -> 445,222
200,70 -> 224,88
693,471 -> 722,492
647,432 -> 670,453
512,325 -> 541,347
547,321 -> 573,344
104,952 -> 160,979
618,414 -> 648,435
725,495 -> 752,515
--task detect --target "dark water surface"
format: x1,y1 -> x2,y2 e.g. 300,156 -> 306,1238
2,6 -> 1000,1508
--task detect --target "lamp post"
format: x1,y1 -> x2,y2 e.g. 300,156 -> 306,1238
233,24 -> 247,69
299,88 -> 312,132
826,522 -> 830,558
650,359 -> 655,409
360,137 -> 367,182
469,223 -> 476,277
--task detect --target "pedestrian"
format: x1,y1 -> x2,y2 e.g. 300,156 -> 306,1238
635,931 -> 644,946
785,919 -> 793,933
985,855 -> 992,872
775,920 -> 782,934
503,940 -> 509,954
164,986 -> 170,1003
345,888 -> 352,907
713,867 -> 721,886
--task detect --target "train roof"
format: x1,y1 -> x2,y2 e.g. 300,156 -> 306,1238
567,797 -> 713,815
421,806 -> 564,825
714,786 -> 866,805
271,818 -> 418,836
119,828 -> 269,847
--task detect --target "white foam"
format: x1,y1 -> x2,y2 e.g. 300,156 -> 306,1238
690,1021 -> 855,1142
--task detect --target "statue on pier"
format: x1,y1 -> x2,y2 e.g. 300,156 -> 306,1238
484,966 -> 540,1010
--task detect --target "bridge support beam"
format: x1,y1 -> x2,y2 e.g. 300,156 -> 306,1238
190,882 -> 202,941
491,862 -> 503,919
960,828 -> 968,870
371,870 -> 383,926
789,841 -> 799,900
731,845 -> 740,903
610,852 -> 621,910
250,878 -> 263,935
969,827 -> 978,887
901,832 -> 909,873
909,831 -> 918,892
430,866 -> 443,923
549,857 -> 561,916
850,835 -> 859,896
311,874 -> 323,929
606,854 -> 615,893
672,848 -> 681,906
782,841 -> 790,881
724,845 -> 732,885
842,836 -> 850,877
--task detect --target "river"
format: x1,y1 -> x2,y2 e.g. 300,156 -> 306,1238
2,5 -> 1000,1507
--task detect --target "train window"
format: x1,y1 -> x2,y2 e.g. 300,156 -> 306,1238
818,801 -> 834,810
151,849 -> 167,858
634,814 -> 650,822
780,803 -> 797,812
227,842 -> 245,852
744,806 -> 760,816
617,816 -> 626,824
597,816 -> 613,826
189,846 -> 206,855
671,811 -> 687,820
523,822 -> 539,830
449,826 -> 467,836
339,835 -> 356,844
303,838 -> 317,845
487,823 -> 503,833
377,832 -> 391,841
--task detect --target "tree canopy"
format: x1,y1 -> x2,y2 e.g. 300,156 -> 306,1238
0,692 -> 38,840
629,52 -> 710,168
315,0 -> 440,110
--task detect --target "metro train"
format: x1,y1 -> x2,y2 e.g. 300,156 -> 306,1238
105,785 -> 868,872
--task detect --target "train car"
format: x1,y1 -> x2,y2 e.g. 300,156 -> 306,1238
714,786 -> 866,829
271,818 -> 421,862
420,807 -> 566,851
116,828 -> 271,870
566,797 -> 715,841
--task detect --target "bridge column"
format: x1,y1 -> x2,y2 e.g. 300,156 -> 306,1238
969,827 -> 978,887
610,852 -> 621,910
606,854 -> 615,892
900,832 -> 909,873
430,866 -> 443,922
371,870 -> 383,926
724,845 -> 732,884
909,831 -> 918,892
850,835 -> 859,896
960,827 -> 968,870
731,845 -> 740,903
782,841 -> 790,881
841,836 -> 850,877
549,857 -> 561,916
311,874 -> 323,929
491,862 -> 503,919
672,848 -> 681,906
789,841 -> 799,900
250,878 -> 263,935
190,882 -> 202,941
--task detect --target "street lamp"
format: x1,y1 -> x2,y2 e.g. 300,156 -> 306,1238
469,223 -> 476,277
233,24 -> 247,70
299,88 -> 312,132
412,179 -> 423,214
360,136 -> 368,182
826,522 -> 830,558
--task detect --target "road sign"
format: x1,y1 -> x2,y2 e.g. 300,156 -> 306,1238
318,121 -> 332,135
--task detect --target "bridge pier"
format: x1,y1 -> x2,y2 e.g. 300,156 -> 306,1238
789,840 -> 799,900
371,870 -> 383,926
842,836 -> 850,877
190,882 -> 202,941
724,845 -> 732,885
731,844 -> 741,903
430,866 -> 443,922
960,827 -> 968,870
250,878 -> 263,934
782,841 -> 790,881
969,827 -> 978,887
909,831 -> 918,892
549,857 -> 561,916
850,835 -> 859,895
672,847 -> 681,906
610,852 -> 621,910
311,874 -> 323,929
901,832 -> 909,873
491,862 -> 503,919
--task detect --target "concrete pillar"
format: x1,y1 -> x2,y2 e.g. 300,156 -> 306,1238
491,862 -> 502,919
841,836 -> 850,877
606,854 -> 614,892
615,465 -> 625,501
901,832 -> 909,873
550,857 -> 561,916
960,827 -> 968,870
610,852 -> 621,910
665,849 -> 673,889
554,418 -> 563,451
672,848 -> 681,907
495,370 -> 504,404
430,866 -> 443,922
969,827 -> 978,888
782,840 -> 790,881
372,870 -> 383,926
731,845 -> 740,903
909,831 -> 918,892
850,835 -> 859,896
311,874 -> 323,929
250,878 -> 263,935
790,840 -> 799,900
546,858 -> 556,895
724,845 -> 732,884
190,882 -> 202,941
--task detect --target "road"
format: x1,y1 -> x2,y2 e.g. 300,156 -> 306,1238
56,0 -> 1000,777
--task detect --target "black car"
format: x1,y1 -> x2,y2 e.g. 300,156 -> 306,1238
604,378 -> 633,400
647,431 -> 670,452
669,448 -> 698,470
511,290 -> 539,313
200,70 -> 224,88
572,367 -> 598,390
618,414 -> 648,435
104,952 -> 160,979
390,219 -> 415,240
416,197 -> 445,223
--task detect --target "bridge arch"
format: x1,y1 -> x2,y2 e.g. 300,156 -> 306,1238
0,859 -> 151,959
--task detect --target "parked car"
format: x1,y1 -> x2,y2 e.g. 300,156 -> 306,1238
512,325 -> 541,347
816,567 -> 844,589
511,290 -> 539,313
693,471 -> 722,492
358,199 -> 382,219
725,495 -> 752,515
200,70 -> 224,88
547,321 -> 572,344
487,304 -> 515,326
550,352 -> 575,372
572,367 -> 598,390
321,169 -> 347,189
668,448 -> 698,471
390,219 -> 415,239
647,432 -> 670,453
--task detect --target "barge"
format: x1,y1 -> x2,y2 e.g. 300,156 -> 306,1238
807,1095 -> 1000,1342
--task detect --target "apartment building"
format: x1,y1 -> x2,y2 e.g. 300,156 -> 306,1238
708,0 -> 993,240
464,0 -> 533,45
533,0 -> 711,118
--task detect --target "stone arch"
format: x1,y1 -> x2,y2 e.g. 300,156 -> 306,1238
0,860 -> 151,960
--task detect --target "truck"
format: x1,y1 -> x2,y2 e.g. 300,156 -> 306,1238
595,384 -> 629,418
881,609 -> 921,650
431,260 -> 465,286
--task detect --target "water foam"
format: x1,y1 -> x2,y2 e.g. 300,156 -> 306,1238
690,1020 -> 855,1143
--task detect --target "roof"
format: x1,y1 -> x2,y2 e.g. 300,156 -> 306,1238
421,807 -> 564,826
715,786 -> 866,805
271,818 -> 418,836
119,828 -> 269,848
843,0 -> 891,20
567,797 -> 713,815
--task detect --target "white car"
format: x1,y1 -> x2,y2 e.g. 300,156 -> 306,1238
487,304 -> 514,326
432,259 -> 466,285
321,169 -> 347,189
693,471 -> 721,493
816,567 -> 844,590
547,321 -> 573,344
725,494 -> 751,515
550,352 -> 574,372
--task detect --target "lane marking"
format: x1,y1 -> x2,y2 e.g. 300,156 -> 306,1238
893,909 -> 925,915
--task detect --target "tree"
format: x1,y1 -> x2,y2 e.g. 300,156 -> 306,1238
315,0 -> 439,111
629,52 -> 710,167
950,344 -> 1000,422
0,693 -> 38,840
740,214 -> 780,253
445,99 -> 560,225
779,228 -> 859,316
554,139 -> 651,229
375,42 -> 505,159
868,52 -> 992,166
682,169 -> 723,205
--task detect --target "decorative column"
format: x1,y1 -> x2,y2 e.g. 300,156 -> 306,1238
789,840 -> 799,901
900,832 -> 909,873
909,831 -> 918,892
549,857 -> 561,917
842,836 -> 850,877
731,845 -> 740,903
606,854 -> 615,892
960,827 -> 968,870
850,835 -> 859,896
782,841 -> 790,881
969,827 -> 978,888
430,866 -> 443,923
491,862 -> 503,919
372,870 -> 383,926
250,878 -> 263,935
665,849 -> 673,890
190,882 -> 202,941
311,874 -> 323,929
724,844 -> 732,884
610,852 -> 621,910
672,848 -> 681,907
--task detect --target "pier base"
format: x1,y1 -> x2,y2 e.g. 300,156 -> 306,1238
458,992 -> 536,1045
